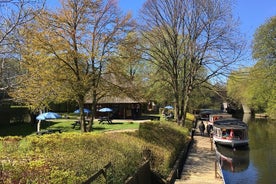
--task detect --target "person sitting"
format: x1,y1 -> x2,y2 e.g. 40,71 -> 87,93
222,130 -> 230,138
229,129 -> 234,139
165,112 -> 174,120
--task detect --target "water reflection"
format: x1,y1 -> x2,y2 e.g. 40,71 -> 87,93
216,144 -> 249,172
218,115 -> 276,184
242,113 -> 251,123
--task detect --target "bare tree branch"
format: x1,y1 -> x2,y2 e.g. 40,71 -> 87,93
0,0 -> 45,91
140,0 -> 245,125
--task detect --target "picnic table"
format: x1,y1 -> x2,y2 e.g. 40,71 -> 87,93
98,116 -> 112,124
71,119 -> 90,129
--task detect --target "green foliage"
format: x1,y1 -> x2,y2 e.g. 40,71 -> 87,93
227,68 -> 251,105
253,16 -> 276,62
0,122 -> 189,183
252,16 -> 276,117
227,16 -> 276,117
227,65 -> 276,117
188,83 -> 223,111
138,122 -> 189,170
9,0 -> 134,132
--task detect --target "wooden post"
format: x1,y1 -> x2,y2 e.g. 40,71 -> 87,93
215,160 -> 218,178
210,137 -> 213,151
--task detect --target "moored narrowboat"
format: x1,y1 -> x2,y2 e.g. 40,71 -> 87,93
213,118 -> 249,148
209,113 -> 232,124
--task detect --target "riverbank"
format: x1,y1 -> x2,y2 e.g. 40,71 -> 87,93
174,133 -> 224,184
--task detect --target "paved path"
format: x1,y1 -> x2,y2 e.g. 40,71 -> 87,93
174,134 -> 224,184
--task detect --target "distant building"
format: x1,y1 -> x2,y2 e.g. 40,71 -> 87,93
85,96 -> 147,119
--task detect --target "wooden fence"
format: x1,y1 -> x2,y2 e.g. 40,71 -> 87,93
82,162 -> 113,184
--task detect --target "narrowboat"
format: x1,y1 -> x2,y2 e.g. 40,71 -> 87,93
213,118 -> 249,148
208,113 -> 232,124
194,109 -> 220,121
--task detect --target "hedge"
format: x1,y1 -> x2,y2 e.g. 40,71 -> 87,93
0,122 -> 189,183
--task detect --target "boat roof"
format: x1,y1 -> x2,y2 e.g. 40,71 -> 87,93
209,113 -> 232,117
214,118 -> 248,129
199,109 -> 222,115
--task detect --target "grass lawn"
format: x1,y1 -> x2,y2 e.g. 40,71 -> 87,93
50,118 -> 141,133
0,112 -> 195,137
0,116 -> 144,137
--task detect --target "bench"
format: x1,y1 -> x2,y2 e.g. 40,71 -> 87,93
150,116 -> 160,121
37,129 -> 62,135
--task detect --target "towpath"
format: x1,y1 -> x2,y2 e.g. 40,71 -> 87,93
174,133 -> 224,184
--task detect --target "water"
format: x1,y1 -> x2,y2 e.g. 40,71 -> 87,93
219,115 -> 276,184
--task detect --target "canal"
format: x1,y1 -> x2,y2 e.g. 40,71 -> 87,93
219,115 -> 276,184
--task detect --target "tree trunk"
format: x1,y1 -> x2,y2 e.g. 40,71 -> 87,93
37,120 -> 41,132
36,109 -> 43,133
86,89 -> 97,132
78,96 -> 87,132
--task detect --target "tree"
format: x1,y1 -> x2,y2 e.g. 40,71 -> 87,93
10,0 -> 133,132
139,0 -> 244,125
227,16 -> 276,118
188,83 -> 220,111
227,68 -> 251,106
251,16 -> 276,117
105,31 -> 145,100
9,46 -> 61,111
0,0 -> 44,91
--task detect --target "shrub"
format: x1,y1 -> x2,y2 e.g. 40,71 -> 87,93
0,122 -> 189,183
138,122 -> 188,173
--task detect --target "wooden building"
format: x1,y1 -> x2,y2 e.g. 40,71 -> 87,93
85,96 -> 147,119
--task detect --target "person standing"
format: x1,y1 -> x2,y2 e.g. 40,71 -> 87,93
207,123 -> 213,136
199,121 -> 205,136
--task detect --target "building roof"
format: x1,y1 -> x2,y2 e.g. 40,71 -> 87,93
85,95 -> 147,104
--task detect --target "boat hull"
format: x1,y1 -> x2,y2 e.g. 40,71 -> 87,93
213,136 -> 248,147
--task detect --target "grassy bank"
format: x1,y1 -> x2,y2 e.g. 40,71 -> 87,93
0,121 -> 190,184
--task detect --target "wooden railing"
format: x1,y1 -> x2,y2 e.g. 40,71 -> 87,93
82,162 -> 112,184
215,160 -> 223,179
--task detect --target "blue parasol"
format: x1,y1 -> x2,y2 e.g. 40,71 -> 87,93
74,108 -> 91,114
164,105 -> 174,109
36,112 -> 61,120
99,107 -> 112,112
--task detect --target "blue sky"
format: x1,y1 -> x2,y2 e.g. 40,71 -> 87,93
47,0 -> 276,46
47,0 -> 276,66
118,0 -> 276,66
118,0 -> 276,40
233,1 -> 276,40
